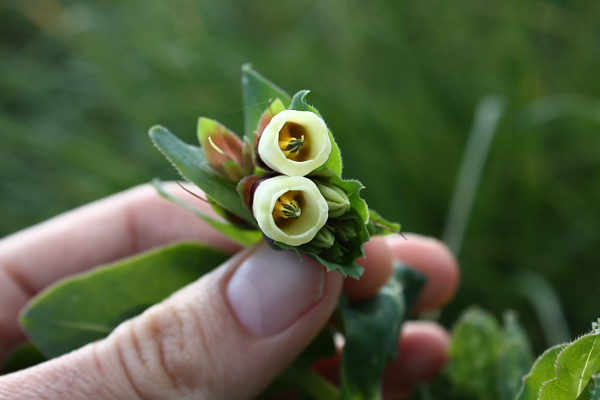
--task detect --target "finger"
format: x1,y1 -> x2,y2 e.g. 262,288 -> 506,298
343,236 -> 393,301
382,321 -> 450,399
385,233 -> 459,312
0,182 -> 241,355
0,243 -> 344,400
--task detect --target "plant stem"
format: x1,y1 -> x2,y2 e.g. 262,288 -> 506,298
281,364 -> 341,400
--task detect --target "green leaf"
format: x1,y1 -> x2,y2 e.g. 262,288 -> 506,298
515,345 -> 564,400
368,209 -> 401,236
449,307 -> 503,400
21,242 -> 230,358
241,64 -> 291,139
152,179 -> 261,246
1,343 -> 47,374
497,311 -> 534,400
149,125 -> 255,225
539,325 -> 600,400
338,264 -> 426,400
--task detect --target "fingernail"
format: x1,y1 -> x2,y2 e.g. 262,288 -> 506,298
226,243 -> 325,336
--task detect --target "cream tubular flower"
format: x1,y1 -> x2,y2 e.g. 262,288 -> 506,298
258,110 -> 332,176
253,175 -> 329,246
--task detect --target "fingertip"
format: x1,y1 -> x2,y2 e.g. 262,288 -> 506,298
343,236 -> 393,301
383,321 -> 450,398
385,234 -> 459,312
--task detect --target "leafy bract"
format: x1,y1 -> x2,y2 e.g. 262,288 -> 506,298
241,64 -> 291,139
149,125 -> 255,225
368,209 -> 401,236
21,242 -> 230,358
152,178 -> 262,246
337,264 -> 426,400
538,325 -> 600,400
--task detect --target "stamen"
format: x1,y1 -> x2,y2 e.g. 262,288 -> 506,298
208,136 -> 227,155
274,194 -> 301,219
279,135 -> 304,157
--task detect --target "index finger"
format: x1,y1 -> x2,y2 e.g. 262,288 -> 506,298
0,182 -> 241,355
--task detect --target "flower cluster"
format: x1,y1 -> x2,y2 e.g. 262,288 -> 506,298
201,105 -> 356,249
152,86 -> 400,276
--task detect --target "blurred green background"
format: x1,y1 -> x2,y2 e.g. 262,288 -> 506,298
2,0 -> 600,353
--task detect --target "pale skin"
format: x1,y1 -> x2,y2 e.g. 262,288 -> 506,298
0,183 -> 459,399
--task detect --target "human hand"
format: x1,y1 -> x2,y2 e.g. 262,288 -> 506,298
0,183 -> 459,399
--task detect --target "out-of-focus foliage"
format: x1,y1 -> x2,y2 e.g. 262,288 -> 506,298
2,0 -> 600,350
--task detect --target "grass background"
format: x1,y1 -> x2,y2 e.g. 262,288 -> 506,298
2,0 -> 600,354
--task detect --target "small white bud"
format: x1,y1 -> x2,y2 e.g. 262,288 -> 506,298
316,182 -> 351,218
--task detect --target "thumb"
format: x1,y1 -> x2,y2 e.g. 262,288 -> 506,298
2,243 -> 343,400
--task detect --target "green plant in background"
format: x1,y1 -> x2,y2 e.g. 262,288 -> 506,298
444,307 -> 600,400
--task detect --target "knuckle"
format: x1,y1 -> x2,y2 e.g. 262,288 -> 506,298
111,301 -> 219,399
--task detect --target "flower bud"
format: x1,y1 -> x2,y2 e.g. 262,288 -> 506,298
316,182 -> 351,218
331,219 -> 357,241
198,117 -> 247,182
257,110 -> 331,176
309,225 -> 335,249
253,175 -> 329,246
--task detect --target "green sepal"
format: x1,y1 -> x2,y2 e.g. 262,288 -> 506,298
313,253 -> 364,279
152,179 -> 262,246
289,90 -> 343,176
149,125 -> 256,226
337,264 -> 426,400
270,239 -> 363,279
20,242 -> 230,358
